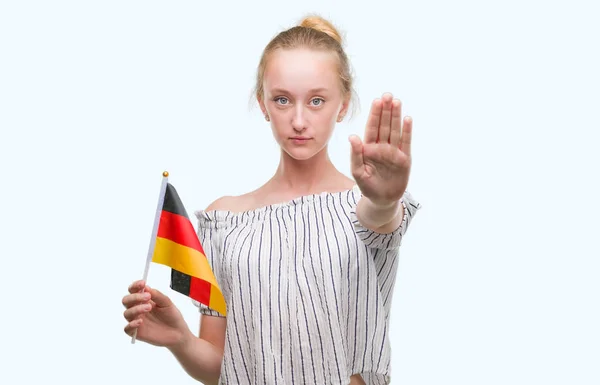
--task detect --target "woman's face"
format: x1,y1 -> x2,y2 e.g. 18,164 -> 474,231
259,48 -> 349,161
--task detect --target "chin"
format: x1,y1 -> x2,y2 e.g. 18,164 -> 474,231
282,145 -> 321,161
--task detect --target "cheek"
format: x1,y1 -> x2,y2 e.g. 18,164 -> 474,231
269,113 -> 287,132
269,119 -> 287,144
316,110 -> 338,131
320,103 -> 341,122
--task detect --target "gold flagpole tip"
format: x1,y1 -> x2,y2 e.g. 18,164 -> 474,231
162,171 -> 169,177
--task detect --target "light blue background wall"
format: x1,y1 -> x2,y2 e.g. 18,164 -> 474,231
1,1 -> 598,384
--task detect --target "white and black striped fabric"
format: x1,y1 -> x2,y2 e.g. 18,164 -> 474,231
193,185 -> 421,385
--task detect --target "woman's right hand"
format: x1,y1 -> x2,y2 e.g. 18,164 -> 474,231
122,280 -> 191,348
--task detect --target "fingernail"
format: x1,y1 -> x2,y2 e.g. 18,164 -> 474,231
144,304 -> 152,311
142,292 -> 151,300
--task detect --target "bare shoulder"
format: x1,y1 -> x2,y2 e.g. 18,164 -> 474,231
205,195 -> 241,212
204,193 -> 258,213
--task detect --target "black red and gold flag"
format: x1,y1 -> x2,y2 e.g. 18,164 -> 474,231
151,183 -> 226,316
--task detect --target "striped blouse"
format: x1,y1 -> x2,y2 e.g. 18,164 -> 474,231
193,185 -> 421,385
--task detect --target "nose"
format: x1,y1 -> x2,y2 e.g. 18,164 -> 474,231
291,105 -> 307,133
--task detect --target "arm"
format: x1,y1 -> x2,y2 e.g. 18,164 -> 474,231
122,282 -> 226,385
168,195 -> 234,384
355,196 -> 404,234
167,315 -> 227,385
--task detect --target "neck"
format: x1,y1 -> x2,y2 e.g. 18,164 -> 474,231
270,146 -> 339,194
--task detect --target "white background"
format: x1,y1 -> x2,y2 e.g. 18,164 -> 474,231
1,1 -> 599,384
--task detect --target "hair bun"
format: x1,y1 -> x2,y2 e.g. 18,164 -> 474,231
299,15 -> 343,45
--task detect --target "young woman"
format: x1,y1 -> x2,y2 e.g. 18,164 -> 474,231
122,15 -> 420,385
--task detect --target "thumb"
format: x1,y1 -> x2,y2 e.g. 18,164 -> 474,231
349,135 -> 364,174
147,286 -> 172,308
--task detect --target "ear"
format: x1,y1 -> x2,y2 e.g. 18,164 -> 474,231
336,95 -> 351,122
258,95 -> 267,115
257,95 -> 271,121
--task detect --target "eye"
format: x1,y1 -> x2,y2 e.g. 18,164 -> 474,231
274,97 -> 289,105
310,98 -> 325,107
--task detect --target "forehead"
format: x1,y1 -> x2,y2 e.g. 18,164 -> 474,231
264,48 -> 339,94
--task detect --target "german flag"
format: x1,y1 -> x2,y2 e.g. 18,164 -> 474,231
151,183 -> 226,316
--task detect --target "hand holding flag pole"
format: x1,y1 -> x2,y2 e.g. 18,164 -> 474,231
131,171 -> 227,344
131,171 -> 170,344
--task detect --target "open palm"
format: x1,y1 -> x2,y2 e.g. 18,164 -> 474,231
349,93 -> 412,206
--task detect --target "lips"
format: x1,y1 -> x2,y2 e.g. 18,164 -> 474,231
290,136 -> 312,144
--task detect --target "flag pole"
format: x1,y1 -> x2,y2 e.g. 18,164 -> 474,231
131,170 -> 170,344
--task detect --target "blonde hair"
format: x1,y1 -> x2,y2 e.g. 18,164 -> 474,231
253,15 -> 357,115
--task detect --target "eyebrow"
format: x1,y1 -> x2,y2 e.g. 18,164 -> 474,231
270,87 -> 329,94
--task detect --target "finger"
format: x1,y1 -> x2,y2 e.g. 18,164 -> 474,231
128,280 -> 146,294
400,116 -> 413,157
378,93 -> 393,143
348,135 -> 364,178
148,287 -> 172,308
123,303 -> 152,322
364,98 -> 382,144
124,318 -> 143,336
389,99 -> 402,147
122,291 -> 152,309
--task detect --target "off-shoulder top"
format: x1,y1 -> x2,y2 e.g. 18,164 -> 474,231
193,185 -> 421,385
